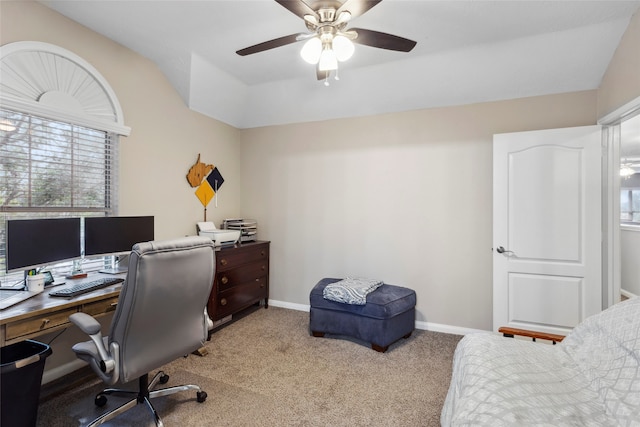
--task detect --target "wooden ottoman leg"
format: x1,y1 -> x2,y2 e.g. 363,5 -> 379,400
371,343 -> 389,353
312,331 -> 325,337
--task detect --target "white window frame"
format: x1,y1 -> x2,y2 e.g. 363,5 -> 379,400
0,42 -> 130,287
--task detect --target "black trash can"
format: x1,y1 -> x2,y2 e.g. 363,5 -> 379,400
1,340 -> 53,427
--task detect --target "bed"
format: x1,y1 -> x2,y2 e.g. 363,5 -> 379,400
441,296 -> 640,426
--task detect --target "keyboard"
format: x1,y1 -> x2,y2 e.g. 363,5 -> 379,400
49,277 -> 124,298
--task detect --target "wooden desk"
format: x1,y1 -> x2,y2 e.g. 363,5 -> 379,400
0,278 -> 123,347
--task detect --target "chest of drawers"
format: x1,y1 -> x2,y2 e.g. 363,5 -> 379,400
207,241 -> 270,322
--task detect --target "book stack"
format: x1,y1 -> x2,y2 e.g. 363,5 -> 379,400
223,219 -> 258,243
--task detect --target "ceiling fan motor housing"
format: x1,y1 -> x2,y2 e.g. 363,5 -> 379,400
318,8 -> 337,23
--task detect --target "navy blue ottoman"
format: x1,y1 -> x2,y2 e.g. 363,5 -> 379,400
309,278 -> 416,352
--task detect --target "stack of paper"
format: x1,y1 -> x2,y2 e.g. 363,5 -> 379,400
223,219 -> 258,242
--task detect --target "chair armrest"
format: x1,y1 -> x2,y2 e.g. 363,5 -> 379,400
498,326 -> 565,344
69,312 -> 115,373
69,312 -> 101,335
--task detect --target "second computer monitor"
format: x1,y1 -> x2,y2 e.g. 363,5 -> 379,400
84,216 -> 154,257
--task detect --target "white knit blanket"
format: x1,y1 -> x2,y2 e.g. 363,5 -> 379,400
441,296 -> 640,426
323,277 -> 383,305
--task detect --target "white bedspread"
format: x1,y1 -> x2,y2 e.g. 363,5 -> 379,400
441,297 -> 640,426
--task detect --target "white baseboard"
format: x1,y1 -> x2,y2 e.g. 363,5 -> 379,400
42,359 -> 86,385
415,320 -> 487,336
268,299 -> 488,336
268,299 -> 310,312
621,289 -> 638,299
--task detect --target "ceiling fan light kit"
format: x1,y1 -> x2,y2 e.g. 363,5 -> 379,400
301,37 -> 322,64
237,0 -> 417,85
318,46 -> 338,71
303,36 -> 353,71
333,35 -> 355,61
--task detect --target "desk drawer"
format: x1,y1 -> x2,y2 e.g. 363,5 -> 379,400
217,245 -> 269,271
217,261 -> 268,292
216,280 -> 267,318
5,307 -> 77,340
84,296 -> 119,317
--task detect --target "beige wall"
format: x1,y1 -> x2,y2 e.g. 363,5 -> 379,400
240,92 -> 597,331
0,1 -> 243,238
598,10 -> 640,118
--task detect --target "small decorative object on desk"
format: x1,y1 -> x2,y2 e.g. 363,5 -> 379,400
26,273 -> 45,293
223,218 -> 257,242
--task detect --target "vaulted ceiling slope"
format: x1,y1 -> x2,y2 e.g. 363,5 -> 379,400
39,1 -> 640,129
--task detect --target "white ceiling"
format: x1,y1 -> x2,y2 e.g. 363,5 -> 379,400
39,0 -> 640,129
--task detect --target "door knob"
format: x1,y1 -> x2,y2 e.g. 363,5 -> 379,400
496,246 -> 515,256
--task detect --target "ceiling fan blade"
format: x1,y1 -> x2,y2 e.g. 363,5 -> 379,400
236,34 -> 304,56
276,0 -> 318,20
350,28 -> 417,52
336,0 -> 382,20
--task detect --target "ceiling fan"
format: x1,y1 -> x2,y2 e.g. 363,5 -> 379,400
236,0 -> 417,84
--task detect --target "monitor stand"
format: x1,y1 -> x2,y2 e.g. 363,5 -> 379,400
99,267 -> 128,275
99,255 -> 128,275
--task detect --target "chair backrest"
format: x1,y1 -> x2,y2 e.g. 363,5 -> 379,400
109,236 -> 215,383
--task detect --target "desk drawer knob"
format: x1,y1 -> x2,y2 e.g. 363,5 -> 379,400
40,319 -> 51,329
220,298 -> 227,306
220,259 -> 228,266
221,276 -> 229,285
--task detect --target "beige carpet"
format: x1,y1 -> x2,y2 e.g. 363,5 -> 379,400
36,307 -> 462,426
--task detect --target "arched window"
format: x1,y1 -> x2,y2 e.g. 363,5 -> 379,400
0,41 -> 130,285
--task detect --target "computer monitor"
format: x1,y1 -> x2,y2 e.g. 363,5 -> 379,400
84,216 -> 154,257
6,217 -> 82,273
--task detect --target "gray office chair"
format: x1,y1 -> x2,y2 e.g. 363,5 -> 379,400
69,236 -> 215,427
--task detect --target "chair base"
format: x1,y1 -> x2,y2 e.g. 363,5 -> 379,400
87,371 -> 207,427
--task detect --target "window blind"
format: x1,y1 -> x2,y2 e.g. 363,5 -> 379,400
0,108 -> 119,286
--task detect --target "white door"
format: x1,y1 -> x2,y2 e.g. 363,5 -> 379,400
493,125 -> 602,336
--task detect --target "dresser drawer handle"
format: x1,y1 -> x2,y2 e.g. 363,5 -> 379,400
40,319 -> 51,329
261,265 -> 266,271
220,259 -> 228,266
221,276 -> 229,285
260,251 -> 265,257
220,298 -> 227,306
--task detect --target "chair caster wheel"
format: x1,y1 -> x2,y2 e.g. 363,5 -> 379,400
160,374 -> 170,384
95,394 -> 108,407
196,391 -> 207,403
